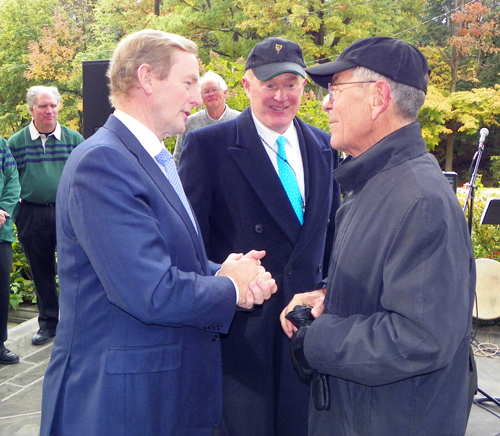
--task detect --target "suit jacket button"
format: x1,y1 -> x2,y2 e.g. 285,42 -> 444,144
213,334 -> 220,342
255,224 -> 263,233
287,266 -> 293,275
317,264 -> 322,273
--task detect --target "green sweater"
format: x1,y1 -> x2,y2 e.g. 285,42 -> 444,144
0,137 -> 20,243
8,123 -> 84,204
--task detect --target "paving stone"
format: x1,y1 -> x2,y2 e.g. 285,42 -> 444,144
0,415 -> 41,436
0,362 -> 34,384
0,379 -> 43,418
23,346 -> 53,365
0,382 -> 23,402
9,361 -> 48,387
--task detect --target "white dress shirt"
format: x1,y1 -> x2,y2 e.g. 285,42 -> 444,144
252,114 -> 305,206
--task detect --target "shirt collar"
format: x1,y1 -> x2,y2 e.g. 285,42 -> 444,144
206,104 -> 228,121
113,110 -> 165,158
29,120 -> 61,141
251,113 -> 298,151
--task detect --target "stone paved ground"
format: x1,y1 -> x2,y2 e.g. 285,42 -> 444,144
0,317 -> 50,436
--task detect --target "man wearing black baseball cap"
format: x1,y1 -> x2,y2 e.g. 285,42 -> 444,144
179,37 -> 341,436
281,37 -> 476,435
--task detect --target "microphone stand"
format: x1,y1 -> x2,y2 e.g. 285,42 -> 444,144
463,130 -> 500,411
463,141 -> 484,235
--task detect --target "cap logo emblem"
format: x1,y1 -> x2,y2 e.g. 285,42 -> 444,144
275,44 -> 282,54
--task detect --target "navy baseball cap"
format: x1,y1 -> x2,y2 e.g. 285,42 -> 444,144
245,37 -> 306,81
306,37 -> 431,93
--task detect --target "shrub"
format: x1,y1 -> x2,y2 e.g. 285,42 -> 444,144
9,235 -> 36,310
489,156 -> 500,187
459,184 -> 500,260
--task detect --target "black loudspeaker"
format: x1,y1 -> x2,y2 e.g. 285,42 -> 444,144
443,171 -> 458,194
82,60 -> 113,139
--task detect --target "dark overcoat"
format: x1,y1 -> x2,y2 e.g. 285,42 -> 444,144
305,123 -> 476,435
179,107 -> 341,436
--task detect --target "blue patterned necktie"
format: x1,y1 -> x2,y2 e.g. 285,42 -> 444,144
155,148 -> 198,232
276,136 -> 303,225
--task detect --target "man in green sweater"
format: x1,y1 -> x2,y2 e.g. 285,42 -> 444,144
0,137 -> 20,364
8,86 -> 84,345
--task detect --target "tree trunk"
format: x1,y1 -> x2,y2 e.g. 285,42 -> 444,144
445,128 -> 456,172
444,0 -> 462,171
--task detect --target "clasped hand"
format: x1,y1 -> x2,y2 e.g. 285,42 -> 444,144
219,250 -> 277,309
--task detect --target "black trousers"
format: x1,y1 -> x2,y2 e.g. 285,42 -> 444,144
16,201 -> 58,331
0,241 -> 13,344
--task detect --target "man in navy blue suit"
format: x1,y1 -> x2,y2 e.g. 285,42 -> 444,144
40,29 -> 277,436
179,38 -> 341,436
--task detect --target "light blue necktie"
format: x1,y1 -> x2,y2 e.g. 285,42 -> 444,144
276,136 -> 303,225
155,148 -> 198,232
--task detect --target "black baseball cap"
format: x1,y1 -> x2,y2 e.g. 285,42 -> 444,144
306,37 -> 431,93
245,37 -> 306,81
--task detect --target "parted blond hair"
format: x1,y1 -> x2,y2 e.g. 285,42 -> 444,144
107,29 -> 198,106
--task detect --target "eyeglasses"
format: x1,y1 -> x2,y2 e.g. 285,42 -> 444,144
327,81 -> 376,101
201,88 -> 221,96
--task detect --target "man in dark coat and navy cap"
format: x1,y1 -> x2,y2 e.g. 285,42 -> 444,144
179,37 -> 341,436
281,37 -> 476,436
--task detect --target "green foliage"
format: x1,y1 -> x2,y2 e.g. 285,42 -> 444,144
9,239 -> 36,310
204,53 -> 248,111
0,0 -> 59,137
419,82 -> 500,154
489,156 -> 500,186
459,185 -> 500,260
0,0 -> 500,169
298,91 -> 329,133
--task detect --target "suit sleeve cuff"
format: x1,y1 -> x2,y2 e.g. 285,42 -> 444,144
216,269 -> 239,304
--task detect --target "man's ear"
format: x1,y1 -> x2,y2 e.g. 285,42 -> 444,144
371,80 -> 391,120
137,64 -> 154,95
242,76 -> 251,97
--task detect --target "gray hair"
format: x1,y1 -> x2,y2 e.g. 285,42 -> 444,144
352,67 -> 427,121
26,86 -> 61,110
200,71 -> 227,91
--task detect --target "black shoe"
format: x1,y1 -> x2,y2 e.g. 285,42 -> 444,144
0,348 -> 20,365
31,329 -> 56,346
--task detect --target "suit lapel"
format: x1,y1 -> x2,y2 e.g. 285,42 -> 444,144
292,117 -> 333,256
103,116 -> 209,272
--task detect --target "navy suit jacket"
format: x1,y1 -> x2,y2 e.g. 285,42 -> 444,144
40,115 -> 237,436
179,107 -> 340,436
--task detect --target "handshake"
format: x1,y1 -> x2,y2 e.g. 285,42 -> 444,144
219,250 -> 277,309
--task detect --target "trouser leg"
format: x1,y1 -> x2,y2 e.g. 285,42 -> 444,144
467,345 -> 478,421
16,203 -> 58,331
0,242 -> 13,344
